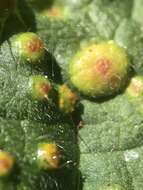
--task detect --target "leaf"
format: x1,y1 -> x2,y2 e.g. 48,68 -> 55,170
79,93 -> 143,189
34,1 -> 143,190
0,1 -> 79,189
132,0 -> 143,25
0,0 -> 36,43
1,0 -> 143,189
0,119 -> 79,189
114,19 -> 143,74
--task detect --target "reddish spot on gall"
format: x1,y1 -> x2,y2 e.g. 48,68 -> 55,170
27,38 -> 43,53
96,58 -> 111,75
0,159 -> 9,169
39,83 -> 51,96
68,92 -> 78,104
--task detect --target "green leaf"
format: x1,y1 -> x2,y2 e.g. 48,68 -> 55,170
33,1 -> 143,190
132,0 -> 143,25
2,0 -> 143,190
0,118 -> 79,189
0,1 -> 79,189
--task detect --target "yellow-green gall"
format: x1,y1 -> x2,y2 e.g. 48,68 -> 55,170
37,143 -> 60,170
11,32 -> 45,64
126,76 -> 143,99
29,75 -> 52,101
0,151 -> 14,177
69,41 -> 130,98
58,85 -> 78,113
125,76 -> 143,115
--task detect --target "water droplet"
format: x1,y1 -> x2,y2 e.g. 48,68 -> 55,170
21,120 -> 29,127
124,150 -> 139,162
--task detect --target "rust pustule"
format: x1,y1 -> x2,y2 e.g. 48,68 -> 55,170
96,58 -> 111,76
68,92 -> 78,104
39,83 -> 51,97
27,38 -> 44,53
